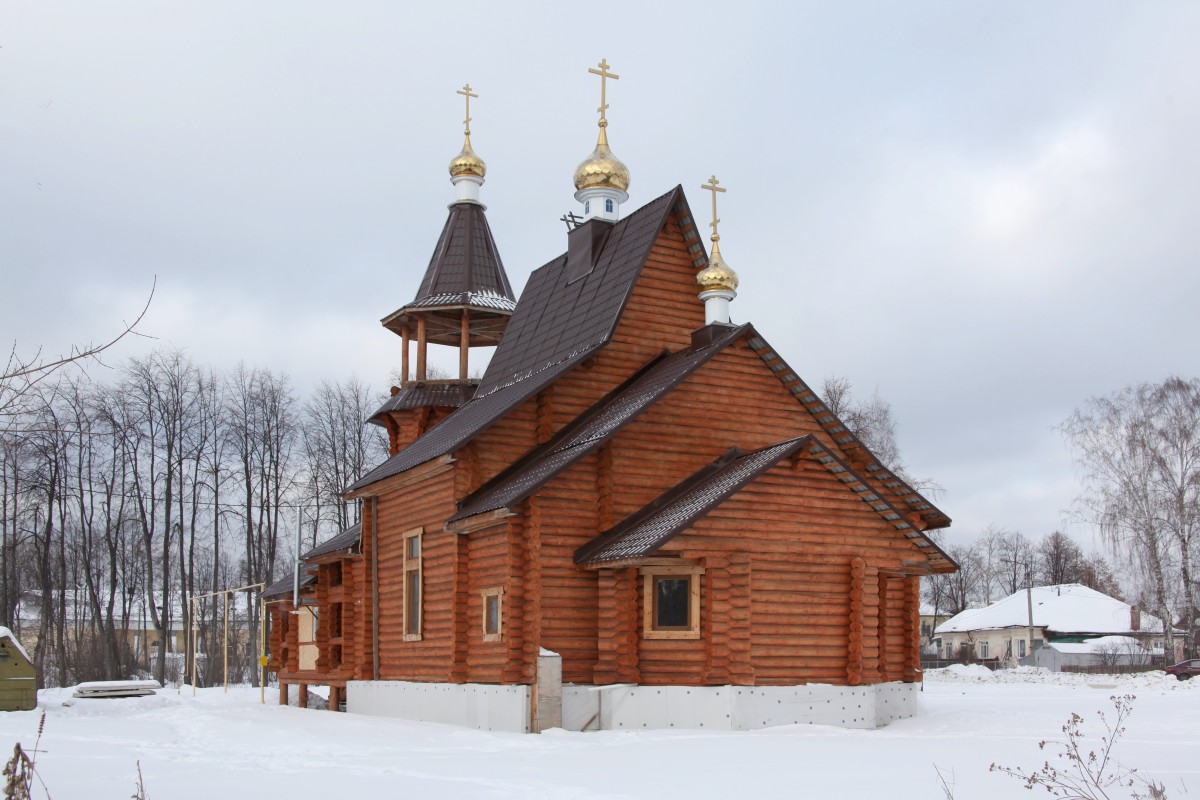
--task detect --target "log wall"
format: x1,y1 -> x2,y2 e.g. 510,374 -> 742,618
300,204 -> 935,692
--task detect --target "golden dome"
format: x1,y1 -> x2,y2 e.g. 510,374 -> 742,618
449,133 -> 486,179
696,239 -> 739,292
573,125 -> 630,193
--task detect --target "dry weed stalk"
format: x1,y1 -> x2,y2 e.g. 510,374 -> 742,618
990,695 -> 1168,800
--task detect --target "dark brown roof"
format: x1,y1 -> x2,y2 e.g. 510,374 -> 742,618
449,323 -> 749,523
575,438 -> 812,565
574,437 -> 956,570
302,522 -> 362,560
348,186 -> 686,493
369,382 -> 477,425
262,573 -> 316,600
389,201 -> 514,314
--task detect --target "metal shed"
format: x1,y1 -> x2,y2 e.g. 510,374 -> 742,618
0,627 -> 37,711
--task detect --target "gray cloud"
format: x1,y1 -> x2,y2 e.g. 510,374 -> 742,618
4,0 -> 1198,548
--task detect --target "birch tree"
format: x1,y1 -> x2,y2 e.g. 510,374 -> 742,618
1062,376 -> 1200,661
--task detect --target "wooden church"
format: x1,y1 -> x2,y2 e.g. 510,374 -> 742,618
265,62 -> 954,731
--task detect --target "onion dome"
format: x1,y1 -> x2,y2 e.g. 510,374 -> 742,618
696,239 -> 739,292
573,124 -> 630,193
449,133 -> 486,180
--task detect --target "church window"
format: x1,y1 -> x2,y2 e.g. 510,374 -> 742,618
585,200 -> 591,214
481,587 -> 503,642
605,198 -> 613,213
403,528 -> 422,640
641,565 -> 702,640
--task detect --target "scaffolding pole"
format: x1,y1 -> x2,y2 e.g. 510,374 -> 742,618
189,582 -> 266,701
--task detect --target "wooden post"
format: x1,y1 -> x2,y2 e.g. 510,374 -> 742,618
416,317 -> 427,382
329,685 -> 341,712
459,309 -> 470,380
298,683 -> 308,708
279,682 -> 288,706
401,325 -> 410,387
260,595 -> 267,704
223,592 -> 229,693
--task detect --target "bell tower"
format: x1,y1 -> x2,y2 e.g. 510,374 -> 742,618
372,85 -> 516,454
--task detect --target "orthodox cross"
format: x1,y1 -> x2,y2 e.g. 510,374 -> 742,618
457,83 -> 478,135
701,175 -> 726,241
588,58 -> 619,126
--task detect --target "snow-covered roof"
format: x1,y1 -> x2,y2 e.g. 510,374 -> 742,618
934,584 -> 1169,636
1047,635 -> 1149,655
0,626 -> 32,662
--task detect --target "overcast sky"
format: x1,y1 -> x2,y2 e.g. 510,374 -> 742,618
4,2 -> 1198,553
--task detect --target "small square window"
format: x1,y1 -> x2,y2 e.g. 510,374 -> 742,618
641,566 -> 702,640
481,587 -> 503,642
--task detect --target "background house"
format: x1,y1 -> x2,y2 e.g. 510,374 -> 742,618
935,584 -> 1179,668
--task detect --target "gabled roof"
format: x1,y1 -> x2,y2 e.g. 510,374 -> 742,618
449,323 -> 749,524
349,186 -> 686,493
935,584 -> 1172,636
302,522 -> 362,560
740,333 -> 951,532
574,436 -> 956,570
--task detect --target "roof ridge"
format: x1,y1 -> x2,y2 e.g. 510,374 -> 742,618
740,329 -> 951,531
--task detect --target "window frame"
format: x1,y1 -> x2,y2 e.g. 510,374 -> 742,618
640,565 -> 702,640
402,527 -> 423,641
481,587 -> 504,643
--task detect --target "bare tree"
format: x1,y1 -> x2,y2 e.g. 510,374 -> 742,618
300,378 -> 385,548
1035,531 -> 1085,586
941,542 -> 981,614
995,529 -> 1035,596
0,284 -> 153,429
1062,376 -> 1200,662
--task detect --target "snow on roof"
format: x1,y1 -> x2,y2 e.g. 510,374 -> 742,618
0,626 -> 31,662
934,584 -> 1168,636
1047,635 -> 1149,655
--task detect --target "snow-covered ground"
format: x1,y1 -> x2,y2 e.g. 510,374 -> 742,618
2,667 -> 1197,799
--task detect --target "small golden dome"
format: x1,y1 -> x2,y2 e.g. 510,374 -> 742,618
696,240 -> 739,292
449,133 -> 486,179
573,126 -> 630,193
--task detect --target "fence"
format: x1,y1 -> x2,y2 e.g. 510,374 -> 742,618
919,658 -> 1003,671
1060,664 -> 1161,675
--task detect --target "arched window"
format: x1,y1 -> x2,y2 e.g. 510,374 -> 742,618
605,198 -> 614,213
585,200 -> 591,214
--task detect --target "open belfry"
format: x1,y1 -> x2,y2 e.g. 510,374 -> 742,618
265,61 -> 954,732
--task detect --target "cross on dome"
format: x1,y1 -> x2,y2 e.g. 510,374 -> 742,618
449,82 -> 486,199
573,58 -> 630,221
701,175 -> 726,243
695,173 -> 739,324
588,59 -> 619,128
457,83 -> 478,136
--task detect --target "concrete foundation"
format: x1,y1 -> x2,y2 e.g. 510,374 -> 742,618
345,679 -> 919,732
347,680 -> 531,732
562,681 -> 919,731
